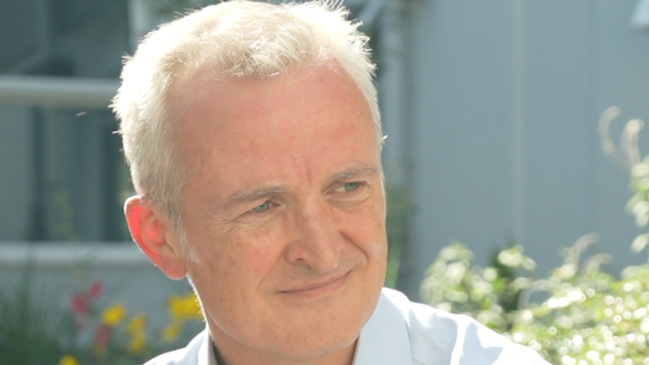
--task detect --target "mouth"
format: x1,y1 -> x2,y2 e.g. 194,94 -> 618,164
279,271 -> 351,298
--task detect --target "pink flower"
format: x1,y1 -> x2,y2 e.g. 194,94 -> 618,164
94,323 -> 112,350
70,294 -> 88,315
88,280 -> 103,300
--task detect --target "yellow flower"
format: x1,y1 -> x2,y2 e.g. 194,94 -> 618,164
168,293 -> 202,320
126,312 -> 147,334
129,332 -> 147,354
163,292 -> 203,343
162,320 -> 182,342
59,355 -> 80,365
101,302 -> 127,327
124,312 -> 148,353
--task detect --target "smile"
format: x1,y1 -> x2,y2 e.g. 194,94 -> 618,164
279,271 -> 351,298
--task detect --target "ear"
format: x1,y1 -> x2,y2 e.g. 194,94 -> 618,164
125,196 -> 188,280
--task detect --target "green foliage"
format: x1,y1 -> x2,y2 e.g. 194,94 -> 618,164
385,184 -> 412,288
421,234 -> 649,365
0,270 -> 72,365
421,241 -> 535,333
422,107 -> 649,364
0,268 -> 202,365
513,264 -> 649,365
628,157 -> 649,254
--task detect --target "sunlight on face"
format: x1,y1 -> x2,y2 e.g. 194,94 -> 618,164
168,63 -> 387,364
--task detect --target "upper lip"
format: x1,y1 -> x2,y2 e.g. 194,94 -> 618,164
279,271 -> 350,293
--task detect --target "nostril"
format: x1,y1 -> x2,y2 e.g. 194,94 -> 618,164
285,234 -> 344,274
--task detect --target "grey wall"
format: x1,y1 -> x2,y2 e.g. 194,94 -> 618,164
392,0 -> 649,299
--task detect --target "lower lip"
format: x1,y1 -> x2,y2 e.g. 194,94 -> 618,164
280,272 -> 350,298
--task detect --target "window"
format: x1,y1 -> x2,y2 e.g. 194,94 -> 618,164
1,0 -> 130,243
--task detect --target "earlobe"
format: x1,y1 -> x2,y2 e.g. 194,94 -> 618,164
125,196 -> 188,280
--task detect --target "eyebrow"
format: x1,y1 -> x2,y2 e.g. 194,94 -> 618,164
330,166 -> 381,181
223,165 -> 381,206
228,187 -> 284,203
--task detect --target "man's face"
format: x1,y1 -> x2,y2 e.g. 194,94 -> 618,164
168,64 -> 387,363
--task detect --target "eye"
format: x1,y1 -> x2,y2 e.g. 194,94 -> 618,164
251,200 -> 272,213
342,182 -> 360,192
336,181 -> 361,193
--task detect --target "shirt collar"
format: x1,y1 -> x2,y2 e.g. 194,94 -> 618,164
200,331 -> 218,365
352,289 -> 412,365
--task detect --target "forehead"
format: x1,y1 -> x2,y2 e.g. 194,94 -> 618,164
167,64 -> 378,173
169,62 -> 361,119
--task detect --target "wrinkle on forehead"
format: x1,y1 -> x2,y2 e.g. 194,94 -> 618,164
172,61 -> 379,202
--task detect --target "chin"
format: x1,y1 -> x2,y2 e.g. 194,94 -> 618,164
274,333 -> 359,362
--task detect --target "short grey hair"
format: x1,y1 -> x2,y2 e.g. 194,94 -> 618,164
112,0 -> 381,250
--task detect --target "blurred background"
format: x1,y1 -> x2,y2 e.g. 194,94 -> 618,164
2,0 -> 649,361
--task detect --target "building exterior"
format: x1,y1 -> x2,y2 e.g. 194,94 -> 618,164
386,0 -> 649,298
2,0 -> 649,308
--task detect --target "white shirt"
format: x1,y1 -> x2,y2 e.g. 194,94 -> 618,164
144,288 -> 550,365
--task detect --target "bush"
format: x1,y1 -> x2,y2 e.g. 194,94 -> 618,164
420,107 -> 649,364
0,269 -> 71,364
422,235 -> 649,365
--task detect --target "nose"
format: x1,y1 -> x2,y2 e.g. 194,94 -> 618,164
284,198 -> 343,274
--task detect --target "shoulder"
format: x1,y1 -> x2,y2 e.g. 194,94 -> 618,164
380,288 -> 550,365
143,330 -> 208,365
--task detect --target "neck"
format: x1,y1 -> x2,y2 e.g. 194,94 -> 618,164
211,338 -> 356,365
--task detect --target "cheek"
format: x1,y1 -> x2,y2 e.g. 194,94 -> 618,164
249,243 -> 278,277
365,220 -> 388,259
232,228 -> 287,279
340,205 -> 387,257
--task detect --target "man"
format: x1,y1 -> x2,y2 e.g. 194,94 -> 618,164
112,1 -> 550,364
